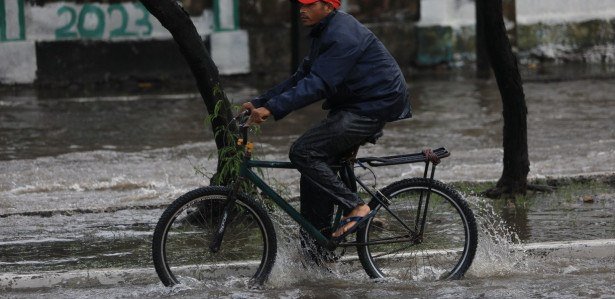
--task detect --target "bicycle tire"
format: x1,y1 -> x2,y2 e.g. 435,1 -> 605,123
152,186 -> 277,286
357,178 -> 477,280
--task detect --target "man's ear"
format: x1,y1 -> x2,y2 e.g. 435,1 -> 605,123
324,2 -> 335,13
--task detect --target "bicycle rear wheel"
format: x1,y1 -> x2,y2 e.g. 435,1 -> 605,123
152,186 -> 277,286
357,178 -> 477,280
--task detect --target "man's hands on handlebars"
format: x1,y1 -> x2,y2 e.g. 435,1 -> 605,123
242,102 -> 271,125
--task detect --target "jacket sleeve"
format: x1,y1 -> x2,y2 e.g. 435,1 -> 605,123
264,33 -> 364,120
250,59 -> 308,108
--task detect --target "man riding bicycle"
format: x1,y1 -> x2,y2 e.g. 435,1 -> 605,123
243,0 -> 410,247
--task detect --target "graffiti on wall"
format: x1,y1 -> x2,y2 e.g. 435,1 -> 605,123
0,0 -> 213,42
53,3 -> 153,39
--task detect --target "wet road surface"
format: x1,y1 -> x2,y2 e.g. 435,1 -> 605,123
0,76 -> 614,297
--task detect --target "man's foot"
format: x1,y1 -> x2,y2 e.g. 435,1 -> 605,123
332,204 -> 370,238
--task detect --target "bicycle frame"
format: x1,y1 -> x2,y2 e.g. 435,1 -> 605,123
239,157 -> 443,251
210,117 -> 449,252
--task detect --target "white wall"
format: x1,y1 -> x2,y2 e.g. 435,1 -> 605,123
211,30 -> 250,75
0,42 -> 37,84
517,0 -> 615,25
419,0 -> 615,28
418,0 -> 475,28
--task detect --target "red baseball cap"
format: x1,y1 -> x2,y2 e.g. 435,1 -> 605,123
295,0 -> 341,9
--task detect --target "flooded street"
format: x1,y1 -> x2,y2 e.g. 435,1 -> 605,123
1,74 -> 614,297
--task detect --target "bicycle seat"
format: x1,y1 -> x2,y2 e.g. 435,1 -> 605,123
340,131 -> 383,162
363,130 -> 383,145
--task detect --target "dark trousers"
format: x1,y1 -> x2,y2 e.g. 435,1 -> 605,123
289,111 -> 385,232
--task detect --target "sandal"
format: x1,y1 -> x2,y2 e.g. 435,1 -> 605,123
331,210 -> 377,242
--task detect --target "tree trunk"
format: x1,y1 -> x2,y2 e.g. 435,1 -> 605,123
139,0 -> 236,184
478,0 -> 530,198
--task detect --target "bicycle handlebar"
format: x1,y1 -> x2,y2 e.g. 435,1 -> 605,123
231,110 -> 251,143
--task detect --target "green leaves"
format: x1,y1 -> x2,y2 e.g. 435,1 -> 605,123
200,99 -> 244,186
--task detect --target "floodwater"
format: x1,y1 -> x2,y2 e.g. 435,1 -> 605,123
1,73 -> 614,297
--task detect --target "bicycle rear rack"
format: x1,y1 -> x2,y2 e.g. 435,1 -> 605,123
357,147 -> 450,167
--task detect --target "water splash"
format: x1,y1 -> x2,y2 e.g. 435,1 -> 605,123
260,186 -> 369,288
266,207 -> 338,287
465,195 -> 538,277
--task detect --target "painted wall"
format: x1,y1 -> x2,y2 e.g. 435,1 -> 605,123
0,0 -> 249,84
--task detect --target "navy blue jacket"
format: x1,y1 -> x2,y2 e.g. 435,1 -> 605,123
251,10 -> 411,122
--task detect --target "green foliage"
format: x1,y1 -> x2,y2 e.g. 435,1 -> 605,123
200,99 -> 242,185
215,141 -> 243,185
200,99 -> 263,191
452,175 -> 614,204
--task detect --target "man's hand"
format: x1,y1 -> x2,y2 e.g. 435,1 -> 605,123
241,102 -> 255,112
249,107 -> 272,125
242,102 -> 271,125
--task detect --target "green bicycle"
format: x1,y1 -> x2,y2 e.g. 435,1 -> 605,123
152,112 -> 477,286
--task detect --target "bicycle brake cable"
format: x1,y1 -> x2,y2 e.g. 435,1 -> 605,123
356,160 -> 378,189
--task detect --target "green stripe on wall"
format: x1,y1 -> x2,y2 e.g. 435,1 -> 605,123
213,0 -> 239,32
0,0 -> 26,42
0,0 -> 7,41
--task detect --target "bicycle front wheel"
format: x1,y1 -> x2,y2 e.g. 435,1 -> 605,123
357,178 -> 477,281
152,186 -> 277,286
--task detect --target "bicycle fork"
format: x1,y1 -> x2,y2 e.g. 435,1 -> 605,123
209,179 -> 244,253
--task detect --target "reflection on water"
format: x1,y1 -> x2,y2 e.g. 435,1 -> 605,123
500,203 -> 531,240
0,209 -> 159,273
478,178 -> 615,243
